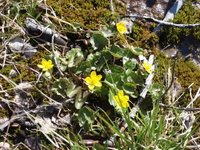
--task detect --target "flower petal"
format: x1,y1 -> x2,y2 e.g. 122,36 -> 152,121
124,95 -> 129,101
118,90 -> 124,97
85,71 -> 102,90
143,61 -> 152,74
85,77 -> 92,84
37,64 -> 43,69
139,55 -> 146,61
90,71 -> 97,78
116,21 -> 128,34
148,55 -> 154,65
114,90 -> 129,109
38,59 -> 54,71
88,85 -> 95,90
96,74 -> 102,80
95,81 -> 102,87
41,58 -> 46,64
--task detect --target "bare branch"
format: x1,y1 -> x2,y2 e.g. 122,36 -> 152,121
127,14 -> 200,28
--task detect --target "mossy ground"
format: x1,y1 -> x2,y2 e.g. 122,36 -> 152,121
130,21 -> 159,49
0,0 -> 200,149
46,0 -> 126,31
155,53 -> 200,107
160,0 -> 200,46
0,0 -> 199,123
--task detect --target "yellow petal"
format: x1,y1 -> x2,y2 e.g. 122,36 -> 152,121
96,74 -> 102,80
124,95 -> 129,102
88,85 -> 95,90
43,68 -> 48,71
114,95 -> 118,101
118,90 -> 124,97
38,59 -> 53,71
90,71 -> 97,78
143,61 -> 152,74
95,81 -> 102,87
37,64 -> 43,69
85,77 -> 92,84
85,71 -> 102,90
114,90 -> 130,109
45,60 -> 53,69
116,21 -> 127,34
41,58 -> 46,64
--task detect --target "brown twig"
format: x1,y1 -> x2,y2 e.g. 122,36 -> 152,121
159,103 -> 200,112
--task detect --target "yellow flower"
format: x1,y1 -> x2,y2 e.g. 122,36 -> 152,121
37,58 -> 54,71
142,61 -> 153,74
85,71 -> 102,90
116,21 -> 128,34
114,90 -> 129,109
139,55 -> 155,74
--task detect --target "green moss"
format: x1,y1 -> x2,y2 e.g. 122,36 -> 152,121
46,0 -> 126,30
0,50 -> 50,98
130,21 -> 159,49
176,60 -> 200,91
161,1 -> 200,46
0,108 -> 9,118
154,53 -> 200,107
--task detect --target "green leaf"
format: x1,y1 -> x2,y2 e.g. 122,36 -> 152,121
129,47 -> 144,56
109,45 -> 126,58
123,70 -> 144,85
75,91 -> 89,109
123,57 -> 137,70
65,48 -> 84,68
43,71 -> 52,80
149,83 -> 165,101
52,78 -> 81,98
108,64 -> 124,74
90,32 -> 108,50
67,86 -> 81,98
78,107 -> 95,130
54,48 -> 84,71
108,89 -> 117,107
91,51 -> 112,71
122,82 -> 138,98
75,61 -> 91,74
52,78 -> 68,97
75,51 -> 112,74
104,73 -> 123,88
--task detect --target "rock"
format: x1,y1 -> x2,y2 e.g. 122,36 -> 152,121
127,0 -> 175,19
163,47 -> 178,58
14,82 -> 33,93
8,37 -> 37,58
9,69 -> 18,78
0,142 -> 10,150
25,17 -> 68,46
24,137 -> 41,150
14,82 -> 36,109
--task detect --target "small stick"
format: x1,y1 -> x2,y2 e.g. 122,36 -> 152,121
126,14 -> 200,28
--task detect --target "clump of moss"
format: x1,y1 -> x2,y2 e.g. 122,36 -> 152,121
130,21 -> 159,49
46,0 -> 126,30
154,53 -> 200,107
0,50 -> 50,99
160,0 -> 200,46
176,60 -> 200,91
0,108 -> 9,118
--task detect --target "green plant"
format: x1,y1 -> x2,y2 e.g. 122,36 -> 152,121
0,1 -> 199,149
